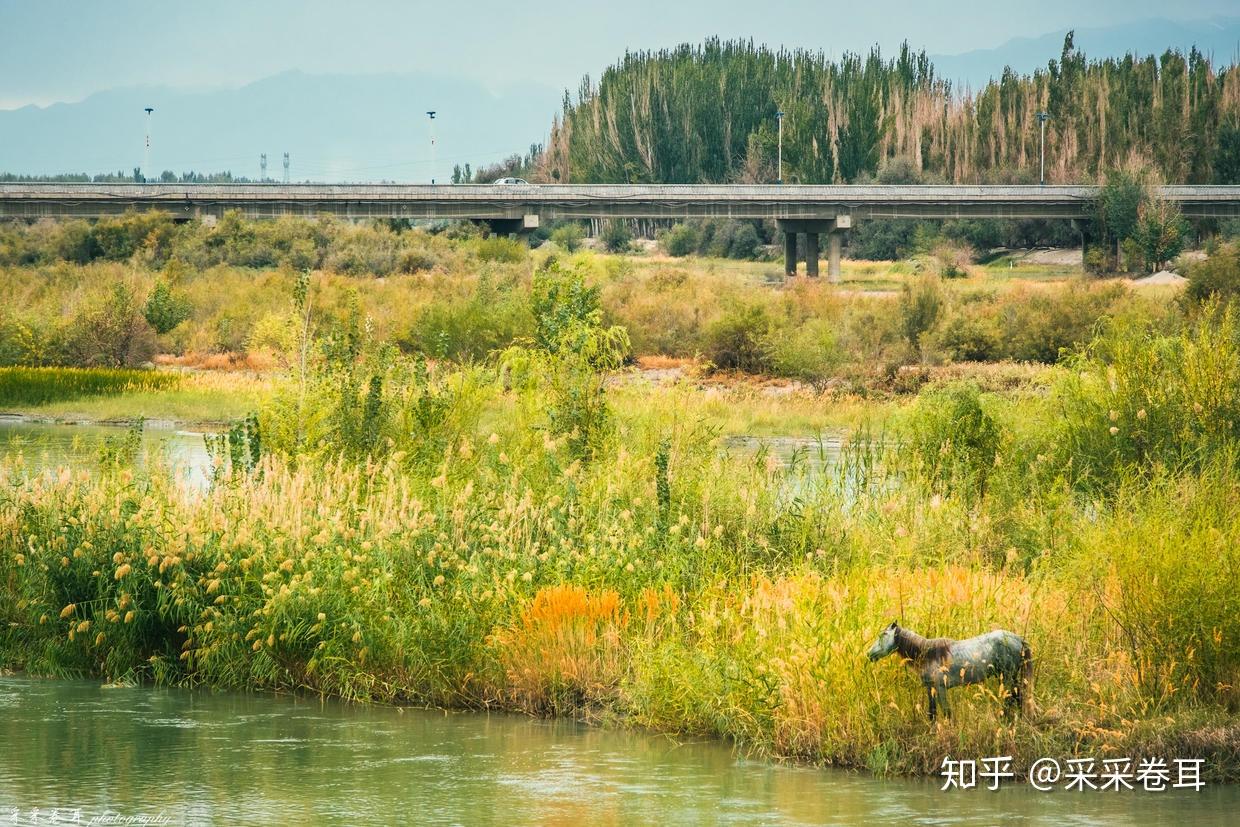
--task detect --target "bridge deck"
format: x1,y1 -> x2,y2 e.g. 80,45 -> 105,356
2,183 -> 1240,221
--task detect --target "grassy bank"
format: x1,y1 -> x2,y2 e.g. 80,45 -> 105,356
1,269 -> 1238,781
0,393 -> 1236,778
0,366 -> 267,425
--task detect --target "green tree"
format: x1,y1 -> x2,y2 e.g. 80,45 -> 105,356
1095,167 -> 1146,267
1215,119 -> 1240,184
1133,198 -> 1188,272
143,279 -> 193,334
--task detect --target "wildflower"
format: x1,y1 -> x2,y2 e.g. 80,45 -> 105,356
115,564 -> 132,580
419,597 -> 432,608
1137,408 -> 1147,420
433,574 -> 446,587
59,604 -> 76,619
1109,410 -> 1119,422
1109,426 -> 1119,436
280,559 -> 294,573
488,432 -> 500,445
521,571 -> 533,582
317,612 -> 326,622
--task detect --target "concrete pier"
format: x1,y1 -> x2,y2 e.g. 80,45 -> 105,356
805,232 -> 820,277
778,217 -> 848,282
827,231 -> 842,282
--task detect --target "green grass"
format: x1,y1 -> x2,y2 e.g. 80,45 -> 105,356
0,367 -> 183,407
0,368 -> 268,424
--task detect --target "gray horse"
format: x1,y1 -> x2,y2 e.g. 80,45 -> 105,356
866,621 -> 1032,721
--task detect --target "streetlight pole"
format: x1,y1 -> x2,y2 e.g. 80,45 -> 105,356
1036,111 -> 1050,186
775,110 -> 784,185
426,111 -> 437,184
143,107 -> 154,183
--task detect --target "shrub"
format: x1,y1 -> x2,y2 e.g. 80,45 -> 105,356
476,236 -> 527,263
898,275 -> 944,352
998,282 -> 1127,364
900,382 -> 1002,501
660,223 -> 699,256
65,282 -> 158,367
1185,242 -> 1240,306
600,219 -> 633,253
549,223 -> 585,252
929,238 -> 974,278
143,280 -> 193,334
934,313 -> 1000,362
1054,306 -> 1240,487
762,317 -> 842,385
703,304 -> 770,373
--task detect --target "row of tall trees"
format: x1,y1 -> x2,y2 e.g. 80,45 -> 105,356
539,35 -> 1240,185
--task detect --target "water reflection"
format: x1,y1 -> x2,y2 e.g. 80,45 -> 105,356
0,416 -> 213,488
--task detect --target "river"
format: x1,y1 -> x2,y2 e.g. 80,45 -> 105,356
1,677 -> 1235,826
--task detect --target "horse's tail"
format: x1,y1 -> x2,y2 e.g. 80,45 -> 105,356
1018,640 -> 1034,714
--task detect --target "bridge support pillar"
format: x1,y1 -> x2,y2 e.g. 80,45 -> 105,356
805,232 -> 820,277
784,232 -> 797,277
778,216 -> 850,281
827,231 -> 843,282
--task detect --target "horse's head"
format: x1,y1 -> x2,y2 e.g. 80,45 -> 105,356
866,621 -> 899,661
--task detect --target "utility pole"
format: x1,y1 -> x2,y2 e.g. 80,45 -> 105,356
283,152 -> 290,184
1037,111 -> 1051,186
427,111 -> 437,184
143,107 -> 154,183
260,153 -> 267,182
775,110 -> 784,185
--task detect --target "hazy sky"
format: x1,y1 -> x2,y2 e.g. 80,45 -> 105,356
2,0 -> 1237,109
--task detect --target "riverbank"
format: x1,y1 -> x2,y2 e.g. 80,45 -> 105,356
3,317 -> 1239,782
2,450 -> 1238,781
0,366 -> 268,427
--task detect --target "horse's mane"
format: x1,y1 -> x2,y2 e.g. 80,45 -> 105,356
895,627 -> 952,663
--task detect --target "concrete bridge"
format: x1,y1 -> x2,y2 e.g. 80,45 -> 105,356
3,182 -> 1240,280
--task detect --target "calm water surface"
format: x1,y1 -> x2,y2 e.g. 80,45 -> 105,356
0,416 -> 212,486
1,677 -> 1235,827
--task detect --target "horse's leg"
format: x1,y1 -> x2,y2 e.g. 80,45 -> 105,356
939,685 -> 952,719
927,686 -> 937,722
1006,673 -> 1021,714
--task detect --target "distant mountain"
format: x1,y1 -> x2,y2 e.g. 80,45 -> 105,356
0,70 -> 560,183
931,16 -> 1240,92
